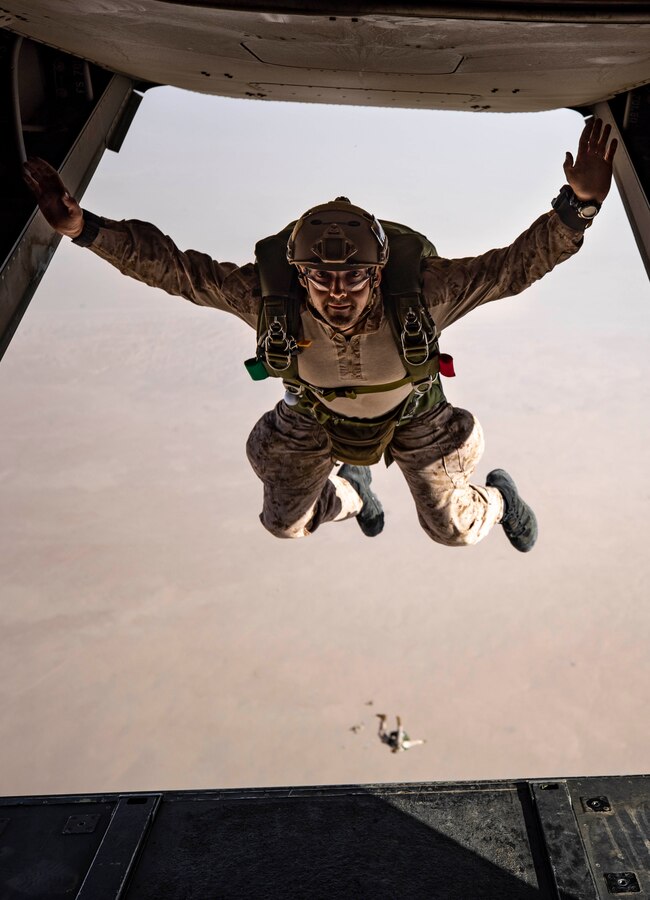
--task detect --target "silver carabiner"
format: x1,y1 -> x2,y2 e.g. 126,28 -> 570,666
413,376 -> 434,396
402,331 -> 431,365
401,307 -> 431,364
263,318 -> 294,372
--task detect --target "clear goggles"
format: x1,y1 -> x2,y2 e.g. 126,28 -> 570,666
302,268 -> 373,292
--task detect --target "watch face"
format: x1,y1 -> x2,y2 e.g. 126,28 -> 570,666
578,203 -> 599,219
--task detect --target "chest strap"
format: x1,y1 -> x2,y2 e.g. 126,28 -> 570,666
286,372 -> 445,426
283,372 -> 437,403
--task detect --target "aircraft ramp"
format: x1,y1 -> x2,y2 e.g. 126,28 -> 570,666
1,776 -> 649,898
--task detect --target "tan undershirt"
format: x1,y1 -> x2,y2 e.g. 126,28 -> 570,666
297,305 -> 413,419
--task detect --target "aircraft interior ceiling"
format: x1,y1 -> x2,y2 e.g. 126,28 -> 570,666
1,2 -> 650,112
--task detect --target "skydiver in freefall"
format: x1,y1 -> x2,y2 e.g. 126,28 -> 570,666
23,117 -> 617,552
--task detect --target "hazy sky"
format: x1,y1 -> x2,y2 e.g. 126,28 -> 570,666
1,88 -> 649,795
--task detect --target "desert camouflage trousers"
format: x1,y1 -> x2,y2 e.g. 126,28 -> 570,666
246,400 -> 504,546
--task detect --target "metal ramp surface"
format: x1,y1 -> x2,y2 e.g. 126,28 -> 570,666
1,776 -> 649,898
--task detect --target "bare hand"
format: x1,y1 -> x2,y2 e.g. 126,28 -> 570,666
563,117 -> 618,203
23,157 -> 84,238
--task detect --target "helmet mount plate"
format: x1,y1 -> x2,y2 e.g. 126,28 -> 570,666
311,225 -> 358,265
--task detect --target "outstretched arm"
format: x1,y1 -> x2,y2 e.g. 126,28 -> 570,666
23,157 -> 84,238
424,117 -> 619,330
22,157 -> 259,322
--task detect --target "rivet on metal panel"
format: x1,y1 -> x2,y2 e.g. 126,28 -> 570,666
62,813 -> 101,834
584,796 -> 612,813
604,871 -> 641,893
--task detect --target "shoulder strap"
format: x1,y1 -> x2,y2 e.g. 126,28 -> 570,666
255,227 -> 295,299
379,223 -> 440,381
253,226 -> 303,378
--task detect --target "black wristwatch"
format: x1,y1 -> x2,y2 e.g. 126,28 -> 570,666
552,184 -> 601,231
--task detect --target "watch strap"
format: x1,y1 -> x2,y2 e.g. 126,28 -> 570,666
551,185 -> 598,231
72,210 -> 105,247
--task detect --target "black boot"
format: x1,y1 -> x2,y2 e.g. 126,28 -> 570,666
338,464 -> 384,537
486,469 -> 538,553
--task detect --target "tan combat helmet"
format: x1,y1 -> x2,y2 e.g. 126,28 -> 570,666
287,197 -> 389,271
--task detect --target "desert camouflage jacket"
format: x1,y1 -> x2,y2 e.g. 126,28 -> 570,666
77,209 -> 584,418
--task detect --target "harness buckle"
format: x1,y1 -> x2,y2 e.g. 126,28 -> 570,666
401,306 -> 431,365
413,375 -> 434,396
263,317 -> 296,372
396,374 -> 440,427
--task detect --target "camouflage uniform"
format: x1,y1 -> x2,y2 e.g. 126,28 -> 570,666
78,209 -> 583,545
